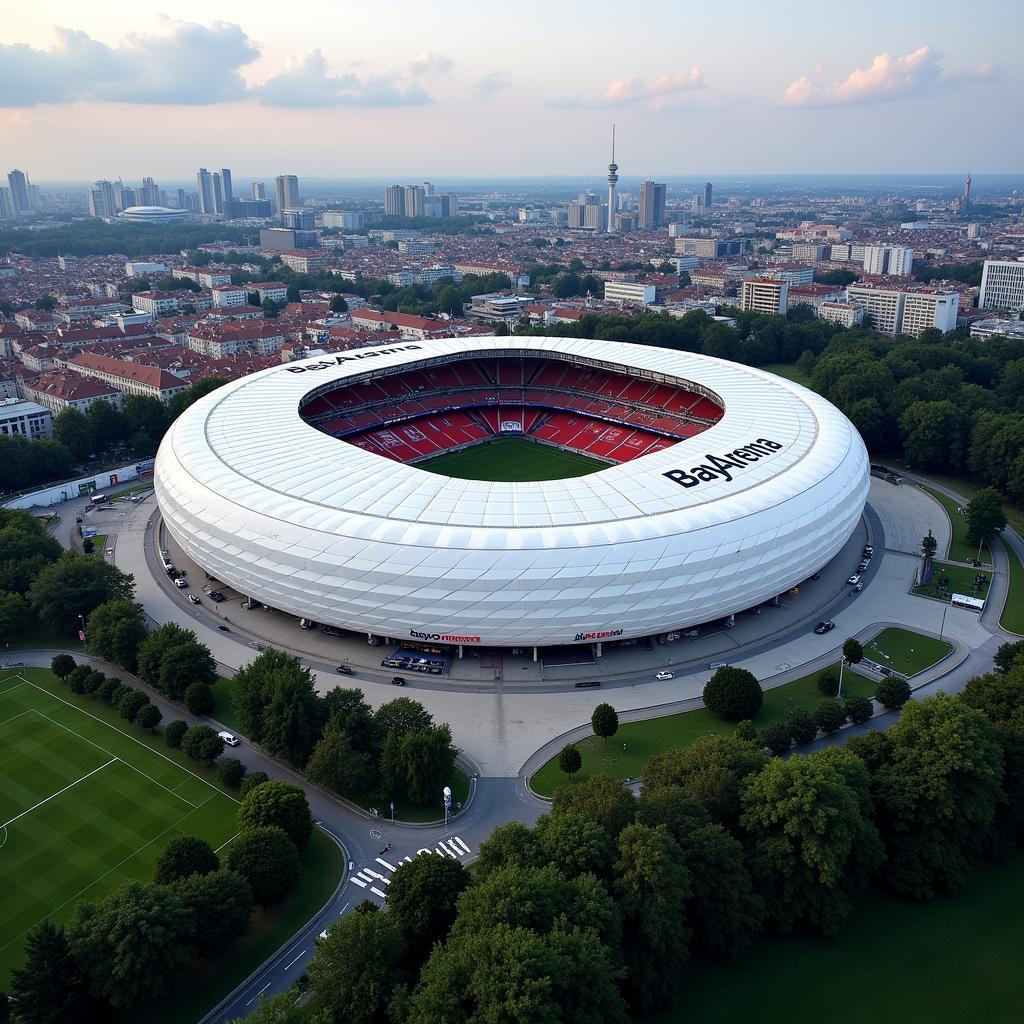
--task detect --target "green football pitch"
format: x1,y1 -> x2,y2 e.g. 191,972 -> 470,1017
0,671 -> 238,985
417,437 -> 606,481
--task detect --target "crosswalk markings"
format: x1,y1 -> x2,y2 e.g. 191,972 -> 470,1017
348,836 -> 473,901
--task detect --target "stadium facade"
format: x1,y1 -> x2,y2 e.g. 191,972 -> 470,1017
154,337 -> 869,650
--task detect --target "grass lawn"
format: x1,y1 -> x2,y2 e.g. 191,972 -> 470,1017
916,482 -> 990,563
862,627 -> 951,677
651,851 -> 1024,1024
84,532 -> 108,555
761,362 -> 811,387
210,674 -> 242,732
418,436 -> 605,481
1001,539 -> 1024,636
0,669 -> 238,985
530,663 -> 877,796
911,560 -> 992,602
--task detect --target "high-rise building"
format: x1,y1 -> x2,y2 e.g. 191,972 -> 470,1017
7,170 -> 30,215
846,283 -> 959,336
404,185 -> 426,218
384,185 -> 405,216
740,278 -> 789,316
568,192 -> 606,231
196,168 -> 215,215
252,182 -> 267,200
212,173 -> 224,215
275,175 -> 300,214
638,181 -> 666,230
114,183 -> 136,212
863,245 -> 914,276
0,188 -> 12,220
88,180 -> 116,219
220,168 -> 234,218
703,181 -> 713,211
962,171 -> 972,209
175,188 -> 187,209
979,260 -> 1024,312
606,126 -> 618,234
424,181 -> 435,195
439,193 -> 458,217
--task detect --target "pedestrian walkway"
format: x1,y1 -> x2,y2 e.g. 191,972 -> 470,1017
348,836 -> 474,901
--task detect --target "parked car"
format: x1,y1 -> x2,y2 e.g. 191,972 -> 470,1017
187,593 -> 201,605
863,544 -> 874,557
218,624 -> 230,632
391,676 -> 406,686
858,559 -> 870,571
814,620 -> 835,634
217,731 -> 240,747
336,664 -> 353,675
655,670 -> 674,680
174,578 -> 187,589
209,591 -> 225,603
847,574 -> 862,585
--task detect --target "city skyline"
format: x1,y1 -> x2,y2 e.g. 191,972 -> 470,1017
1,0 -> 1021,179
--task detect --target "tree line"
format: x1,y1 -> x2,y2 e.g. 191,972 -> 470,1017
228,641 -> 1024,1024
0,221 -> 251,259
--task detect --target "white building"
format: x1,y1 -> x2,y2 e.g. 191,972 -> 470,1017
846,284 -> 958,337
979,260 -> 1024,312
969,318 -> 1024,339
740,278 -> 789,315
0,399 -> 52,440
251,282 -> 289,305
863,245 -> 914,276
125,261 -> 168,278
604,281 -> 656,305
211,284 -> 248,308
819,302 -> 864,328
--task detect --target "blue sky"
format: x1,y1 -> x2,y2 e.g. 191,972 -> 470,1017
1,0 -> 1021,179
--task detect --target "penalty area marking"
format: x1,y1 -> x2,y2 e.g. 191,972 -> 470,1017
1,758 -> 117,830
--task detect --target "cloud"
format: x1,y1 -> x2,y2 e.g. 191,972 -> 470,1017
258,50 -> 433,107
783,46 -> 997,107
408,52 -> 454,79
0,21 -> 259,107
548,67 -> 703,109
473,72 -> 512,101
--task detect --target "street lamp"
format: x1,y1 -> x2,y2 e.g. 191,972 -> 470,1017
77,613 -> 87,655
442,786 -> 452,830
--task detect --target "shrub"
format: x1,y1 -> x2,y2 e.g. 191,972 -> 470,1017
814,697 -> 848,734
734,719 -> 758,743
181,725 -> 224,765
118,689 -> 149,722
786,709 -> 818,746
759,721 -> 792,756
136,703 -> 162,731
164,718 -> 189,749
51,653 -> 76,679
876,676 -> 912,710
817,668 -> 840,697
237,781 -> 313,850
153,835 -> 219,884
97,677 -> 121,703
183,682 -> 214,716
82,671 -> 106,695
217,757 -> 246,788
240,770 -> 270,797
558,744 -> 582,780
67,665 -> 91,694
703,667 -> 763,721
844,694 -> 874,725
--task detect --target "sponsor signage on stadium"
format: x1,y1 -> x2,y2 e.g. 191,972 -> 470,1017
285,344 -> 422,373
663,437 -> 784,489
410,629 -> 482,644
574,628 -> 624,641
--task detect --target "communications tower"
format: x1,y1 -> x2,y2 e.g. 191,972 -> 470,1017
606,126 -> 618,234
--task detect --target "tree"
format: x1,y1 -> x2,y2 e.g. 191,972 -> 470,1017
558,743 -> 582,781
874,694 -> 1004,898
305,716 -> 374,795
50,653 -> 76,680
129,430 -> 156,459
321,687 -> 375,752
10,919 -> 99,1024
0,512 -> 63,594
680,823 -> 765,957
237,780 -> 313,850
261,297 -> 279,318
224,826 -> 300,908
53,408 -> 95,462
153,835 -> 219,885
644,735 -> 767,830
815,697 -> 848,734
614,823 -> 691,1011
183,682 -> 214,715
29,554 -> 134,632
82,670 -> 105,695
68,880 -> 194,1008
740,749 -> 883,934
0,590 -> 29,642
899,400 -> 962,470
703,666 -> 763,721
387,854 -> 470,966
843,638 -> 864,666
994,640 -> 1024,675
328,294 -> 348,313
181,725 -> 224,765
166,376 -> 228,420
229,991 -> 306,1024
136,703 -> 162,731
374,696 -> 433,741
285,285 -> 301,303
121,395 -> 168,444
85,600 -> 147,670
758,720 -> 793,756
66,664 -> 92,694
474,821 -> 542,881
634,785 -> 711,844
390,724 -> 457,806
137,623 -> 216,700
217,757 -> 246,788
844,694 -> 874,724
172,870 -> 252,957
876,676 -> 912,709
164,718 -> 188,748
785,708 -> 817,745
533,811 -> 615,879
591,702 -> 619,745
307,903 -> 405,1024
240,770 -> 270,797
85,400 -> 128,451
118,689 -> 149,723
922,530 -> 938,560
817,667 -> 840,696
96,676 -> 121,703
734,719 -> 758,743
966,487 -> 1006,546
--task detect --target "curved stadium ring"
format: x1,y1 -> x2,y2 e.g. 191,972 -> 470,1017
154,336 -> 869,649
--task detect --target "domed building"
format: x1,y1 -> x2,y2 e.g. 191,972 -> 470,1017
118,206 -> 189,223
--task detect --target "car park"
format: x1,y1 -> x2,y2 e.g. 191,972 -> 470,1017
217,731 -> 240,747
174,578 -> 187,588
847,573 -> 862,585
187,593 -> 201,604
655,670 -> 674,680
813,620 -> 835,634
391,676 -> 406,686
336,664 -> 353,675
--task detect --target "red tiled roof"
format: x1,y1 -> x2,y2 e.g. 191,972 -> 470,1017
69,352 -> 188,392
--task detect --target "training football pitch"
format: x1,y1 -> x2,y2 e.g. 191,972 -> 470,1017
418,437 -> 606,481
0,671 -> 237,984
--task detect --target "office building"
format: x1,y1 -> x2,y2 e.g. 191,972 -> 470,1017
275,175 -> 300,214
220,168 -> 234,218
568,193 -> 607,232
846,283 -> 958,337
703,181 -> 713,211
138,177 -> 160,206
232,198 -> 273,218
175,188 -> 187,210
674,237 -> 743,258
438,193 -> 458,217
740,278 -> 789,316
7,170 -> 30,215
0,188 -> 11,220
384,185 -> 405,216
321,211 -> 364,230
212,172 -> 224,215
863,245 -> 914,276
252,182 -> 267,200
819,302 -> 864,328
404,185 -> 426,218
979,260 -> 1024,312
88,180 -> 116,219
281,209 -> 315,230
259,227 -> 318,251
0,399 -> 53,440
196,168 -> 215,215
604,281 -> 656,304
638,181 -> 666,230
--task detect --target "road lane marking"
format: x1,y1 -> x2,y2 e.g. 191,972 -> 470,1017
375,856 -> 397,870
370,886 -> 387,898
284,951 -> 306,970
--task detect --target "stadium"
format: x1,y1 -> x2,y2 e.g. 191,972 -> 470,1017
154,336 -> 870,653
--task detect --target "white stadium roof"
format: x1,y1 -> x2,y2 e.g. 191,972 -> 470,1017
155,336 -> 869,647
